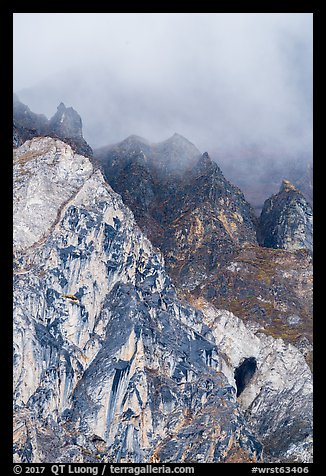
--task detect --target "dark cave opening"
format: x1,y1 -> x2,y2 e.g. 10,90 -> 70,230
234,357 -> 257,397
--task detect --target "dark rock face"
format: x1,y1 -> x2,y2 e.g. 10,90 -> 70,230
48,103 -> 93,157
234,357 -> 257,397
159,152 -> 258,289
49,102 -> 83,139
13,96 -> 93,157
258,180 -> 313,252
13,94 -> 48,147
215,150 -> 313,215
95,137 -> 258,290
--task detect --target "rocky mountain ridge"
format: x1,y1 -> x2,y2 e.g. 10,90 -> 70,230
95,136 -> 313,365
13,137 -> 312,463
12,100 -> 313,463
13,95 -> 93,158
13,137 -> 262,462
258,180 -> 313,252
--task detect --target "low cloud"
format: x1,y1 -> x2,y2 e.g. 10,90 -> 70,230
14,13 -> 312,166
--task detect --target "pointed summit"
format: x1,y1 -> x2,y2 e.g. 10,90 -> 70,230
280,179 -> 298,193
170,132 -> 190,142
47,103 -> 93,157
154,133 -> 202,173
119,135 -> 151,152
57,101 -> 66,110
164,132 -> 198,149
13,96 -> 93,157
194,152 -> 225,179
124,134 -> 150,144
49,103 -> 83,139
258,180 -> 313,252
199,151 -> 213,166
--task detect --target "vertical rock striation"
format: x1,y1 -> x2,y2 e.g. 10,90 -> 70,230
13,137 -> 263,463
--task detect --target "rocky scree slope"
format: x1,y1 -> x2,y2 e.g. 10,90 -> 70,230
189,244 -> 313,369
13,137 -> 312,463
95,137 -> 313,364
13,95 -> 93,158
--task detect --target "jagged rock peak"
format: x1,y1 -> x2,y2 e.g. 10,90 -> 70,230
172,132 -> 185,139
116,135 -> 151,153
202,151 -> 211,162
13,96 -> 93,158
48,102 -> 93,157
49,102 -> 83,139
258,180 -> 313,252
194,151 -> 224,178
280,179 -> 299,193
166,132 -> 194,144
57,101 -> 66,111
97,132 -> 203,178
158,132 -> 201,155
198,151 -> 213,167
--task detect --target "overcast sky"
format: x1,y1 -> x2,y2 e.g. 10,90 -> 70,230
13,13 -> 312,162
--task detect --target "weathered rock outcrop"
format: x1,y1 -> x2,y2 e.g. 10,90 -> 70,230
197,301 -> 313,463
160,152 -> 259,290
13,96 -> 93,157
258,180 -> 313,252
14,137 -> 264,463
48,102 -> 93,158
49,102 -> 83,140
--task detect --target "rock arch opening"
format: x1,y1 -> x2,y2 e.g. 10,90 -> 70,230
234,357 -> 257,397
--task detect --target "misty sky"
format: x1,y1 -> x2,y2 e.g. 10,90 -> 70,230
13,13 -> 313,162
